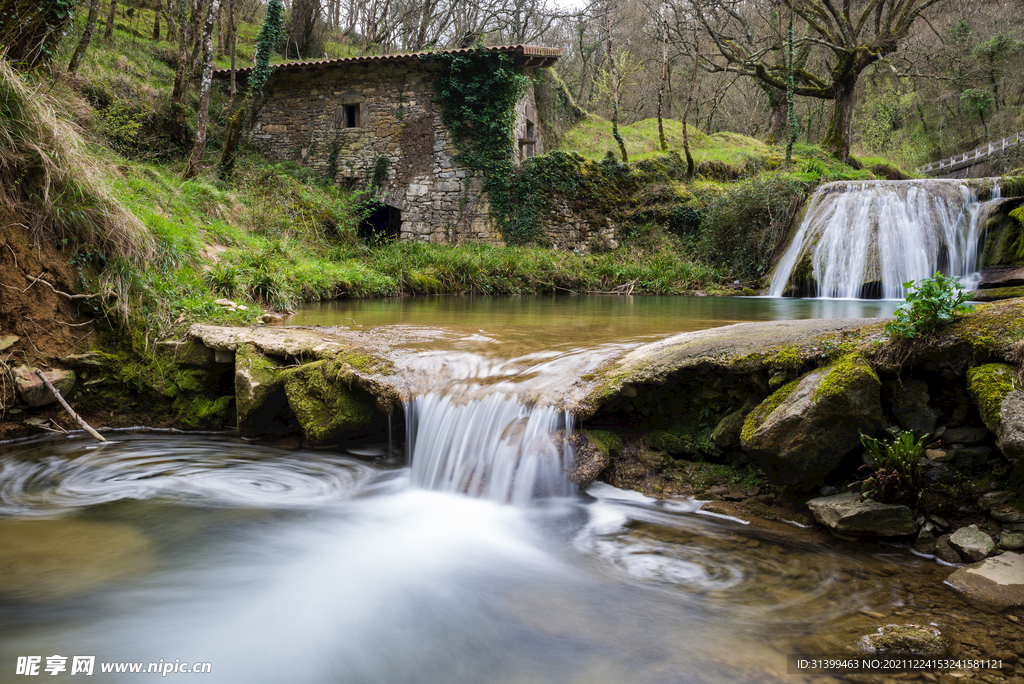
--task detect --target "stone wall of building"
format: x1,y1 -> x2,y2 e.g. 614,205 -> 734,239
252,60 -> 553,243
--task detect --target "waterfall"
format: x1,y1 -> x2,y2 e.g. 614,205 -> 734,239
768,179 -> 1003,299
405,390 -> 575,504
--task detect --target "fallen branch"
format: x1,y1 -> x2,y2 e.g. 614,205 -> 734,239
25,274 -> 107,300
34,369 -> 106,443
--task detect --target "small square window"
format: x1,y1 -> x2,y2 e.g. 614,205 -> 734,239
342,104 -> 360,128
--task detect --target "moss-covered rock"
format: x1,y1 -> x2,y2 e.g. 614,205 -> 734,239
234,343 -> 296,438
568,429 -> 621,487
281,359 -> 377,446
967,363 -> 1015,434
860,624 -> 946,656
741,354 -> 884,488
970,285 -> 1024,302
981,199 -> 1024,268
967,363 -> 1024,474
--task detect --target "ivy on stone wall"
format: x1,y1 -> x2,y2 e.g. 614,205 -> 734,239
425,48 -> 534,243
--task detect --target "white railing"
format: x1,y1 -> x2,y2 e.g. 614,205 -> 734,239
918,131 -> 1024,174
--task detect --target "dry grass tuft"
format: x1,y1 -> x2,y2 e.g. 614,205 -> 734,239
0,57 -> 154,266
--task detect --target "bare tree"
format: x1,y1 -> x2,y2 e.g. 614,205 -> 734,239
657,0 -> 669,151
184,0 -> 222,179
154,0 -> 162,40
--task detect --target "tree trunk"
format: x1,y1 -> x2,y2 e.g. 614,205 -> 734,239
184,0 -> 221,180
784,10 -> 796,165
216,2 -> 223,57
69,0 -> 102,73
165,0 -> 177,39
605,0 -> 627,163
680,1 -> 699,178
822,78 -> 856,162
172,0 -> 197,104
657,0 -> 668,153
153,0 -> 161,40
188,0 -> 205,72
103,0 -> 118,40
227,0 -> 237,112
764,86 -> 787,143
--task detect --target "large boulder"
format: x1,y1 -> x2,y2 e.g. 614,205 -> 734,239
281,359 -> 377,446
966,364 -> 1024,473
807,492 -> 918,537
12,366 -> 76,407
944,551 -> 1024,610
740,355 -> 884,487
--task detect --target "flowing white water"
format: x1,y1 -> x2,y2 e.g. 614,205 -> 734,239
769,179 -> 1003,299
405,391 -> 575,504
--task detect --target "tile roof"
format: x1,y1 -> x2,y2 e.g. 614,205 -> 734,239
213,44 -> 560,79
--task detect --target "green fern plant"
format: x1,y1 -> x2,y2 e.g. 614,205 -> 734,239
860,431 -> 927,505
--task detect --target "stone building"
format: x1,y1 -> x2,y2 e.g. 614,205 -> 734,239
214,45 -> 560,243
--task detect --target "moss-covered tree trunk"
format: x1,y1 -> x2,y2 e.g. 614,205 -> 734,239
183,0 -> 220,180
68,0 -> 101,73
822,77 -> 857,163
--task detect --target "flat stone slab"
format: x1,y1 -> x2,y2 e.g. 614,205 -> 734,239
807,492 -> 918,538
945,552 -> 1024,610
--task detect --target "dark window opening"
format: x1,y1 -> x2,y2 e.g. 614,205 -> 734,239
342,104 -> 360,128
359,204 -> 401,242
521,119 -> 537,158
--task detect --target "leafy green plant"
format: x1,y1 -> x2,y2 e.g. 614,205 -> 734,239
860,431 -> 927,505
884,272 -> 972,340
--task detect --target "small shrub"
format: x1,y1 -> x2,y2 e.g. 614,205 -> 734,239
860,431 -> 927,505
203,261 -> 243,298
884,272 -> 972,340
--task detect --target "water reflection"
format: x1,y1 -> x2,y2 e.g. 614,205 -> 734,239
285,295 -> 900,355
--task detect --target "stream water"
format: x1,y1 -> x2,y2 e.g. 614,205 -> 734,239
0,296 -> 994,684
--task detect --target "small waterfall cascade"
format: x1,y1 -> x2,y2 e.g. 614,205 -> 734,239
405,390 -> 575,504
768,179 -> 1003,299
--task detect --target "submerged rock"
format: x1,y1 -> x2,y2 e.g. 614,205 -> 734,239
0,518 -> 153,601
944,551 -> 1024,610
741,355 -> 884,487
860,624 -> 946,655
948,525 -> 996,562
806,492 -> 918,538
12,366 -> 75,407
